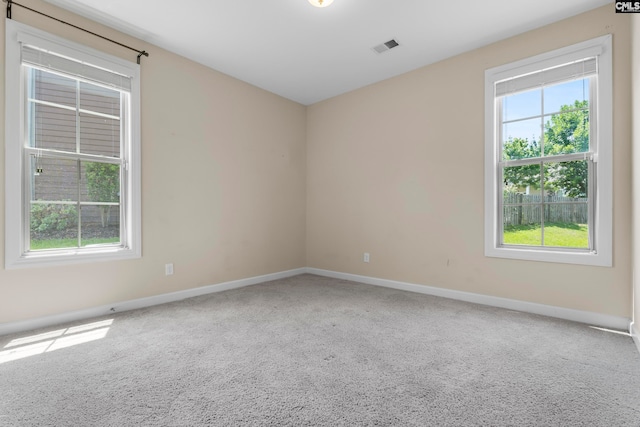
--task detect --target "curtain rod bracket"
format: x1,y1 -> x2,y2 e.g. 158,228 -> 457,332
137,51 -> 149,65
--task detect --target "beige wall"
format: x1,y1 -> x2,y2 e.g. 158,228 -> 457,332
307,6 -> 633,318
632,14 -> 640,337
1,4 -> 634,326
0,0 -> 308,323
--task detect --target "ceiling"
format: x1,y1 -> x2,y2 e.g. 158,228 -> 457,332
42,0 -> 612,105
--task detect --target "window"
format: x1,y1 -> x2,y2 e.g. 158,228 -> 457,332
484,36 -> 612,266
5,20 -> 141,268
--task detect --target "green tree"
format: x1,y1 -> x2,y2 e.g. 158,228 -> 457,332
543,100 -> 589,198
85,163 -> 119,227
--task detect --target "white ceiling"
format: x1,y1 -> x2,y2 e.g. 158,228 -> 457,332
43,0 -> 612,105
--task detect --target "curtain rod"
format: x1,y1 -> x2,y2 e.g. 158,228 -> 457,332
3,0 -> 149,64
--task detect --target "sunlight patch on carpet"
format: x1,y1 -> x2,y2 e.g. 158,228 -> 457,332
0,319 -> 113,364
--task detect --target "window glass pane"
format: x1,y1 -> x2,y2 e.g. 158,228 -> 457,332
502,161 -> 589,249
543,78 -> 589,114
80,161 -> 120,203
79,114 -> 120,157
80,205 -> 120,247
503,164 -> 543,246
502,88 -> 541,122
541,204 -> 589,249
502,164 -> 541,193
80,162 -> 120,245
543,106 -> 589,156
29,202 -> 78,251
502,118 -> 542,160
29,155 -> 79,251
544,160 -> 588,199
30,68 -> 77,108
80,82 -> 120,117
30,103 -> 76,152
503,204 -> 542,246
30,157 -> 78,202
542,160 -> 589,248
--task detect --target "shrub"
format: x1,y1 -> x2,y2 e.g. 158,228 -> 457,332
30,204 -> 78,233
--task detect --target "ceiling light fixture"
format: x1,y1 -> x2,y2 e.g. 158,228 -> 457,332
308,0 -> 334,7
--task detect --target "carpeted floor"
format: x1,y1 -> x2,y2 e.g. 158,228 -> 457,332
1,274 -> 639,426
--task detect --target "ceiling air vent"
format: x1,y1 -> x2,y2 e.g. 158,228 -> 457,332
372,39 -> 400,54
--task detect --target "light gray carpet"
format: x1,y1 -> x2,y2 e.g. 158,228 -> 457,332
1,274 -> 639,426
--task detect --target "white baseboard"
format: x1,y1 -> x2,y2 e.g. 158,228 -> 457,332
306,268 -> 631,331
631,322 -> 640,355
2,266 -> 631,337
0,268 -> 306,336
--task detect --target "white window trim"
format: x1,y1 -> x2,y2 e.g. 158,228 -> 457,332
4,20 -> 141,269
484,35 -> 612,267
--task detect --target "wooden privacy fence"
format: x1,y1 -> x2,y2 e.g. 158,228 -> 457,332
503,193 -> 588,226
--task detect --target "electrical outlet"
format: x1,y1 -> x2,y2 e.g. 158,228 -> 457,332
364,253 -> 370,263
165,263 -> 174,276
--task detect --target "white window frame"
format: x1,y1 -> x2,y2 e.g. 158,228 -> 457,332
5,20 -> 141,269
484,35 -> 612,267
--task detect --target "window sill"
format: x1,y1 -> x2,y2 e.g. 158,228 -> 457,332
485,245 -> 611,267
5,246 -> 141,269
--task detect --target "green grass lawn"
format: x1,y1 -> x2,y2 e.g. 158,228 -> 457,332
30,237 -> 120,251
503,222 -> 588,248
